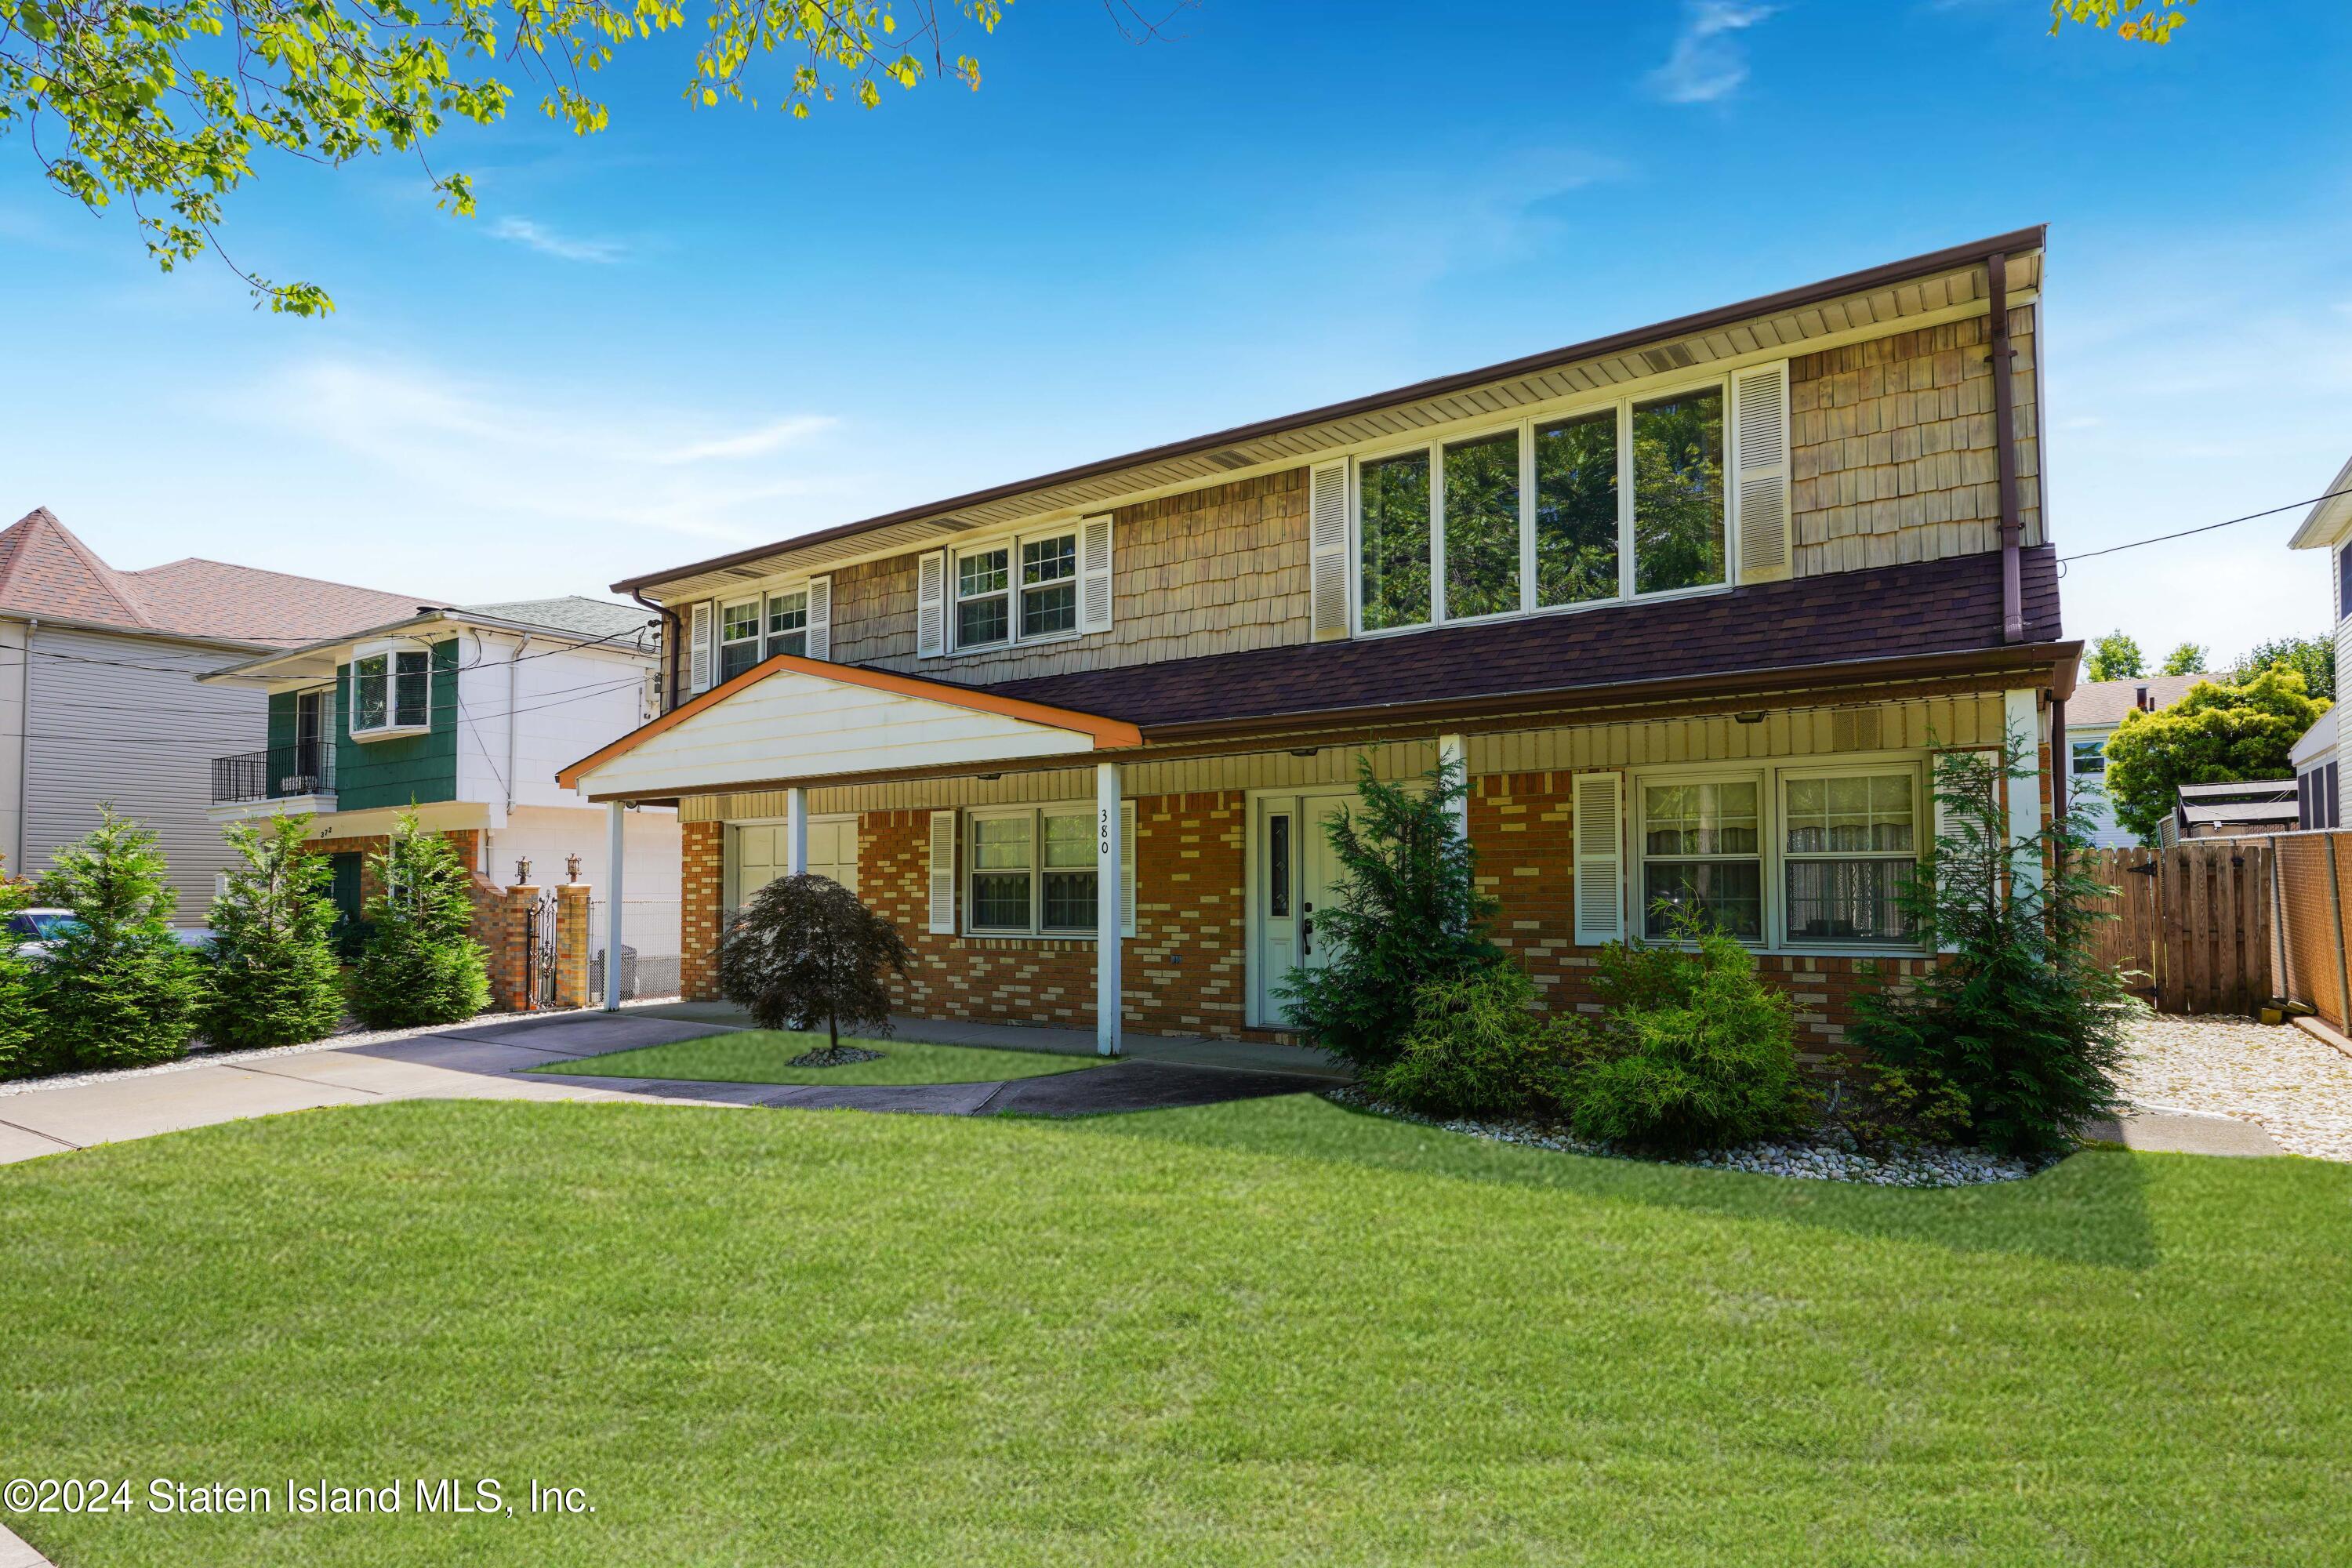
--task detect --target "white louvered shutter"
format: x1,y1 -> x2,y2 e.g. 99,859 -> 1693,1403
1731,361 -> 1792,585
916,550 -> 948,657
804,574 -> 832,661
1079,515 -> 1115,635
1309,460 -> 1350,640
1120,798 -> 1137,938
927,810 -> 957,933
688,601 -> 716,693
1572,771 -> 1626,946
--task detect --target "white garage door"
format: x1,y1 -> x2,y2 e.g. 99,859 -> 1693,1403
730,816 -> 859,910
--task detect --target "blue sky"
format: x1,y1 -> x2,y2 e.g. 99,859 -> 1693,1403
3,0 -> 2349,666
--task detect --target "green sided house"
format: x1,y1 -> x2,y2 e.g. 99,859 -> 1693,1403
561,227 -> 2080,1058
200,599 -> 688,993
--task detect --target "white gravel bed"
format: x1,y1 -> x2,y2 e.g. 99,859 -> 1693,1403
1323,1086 -> 2038,1187
0,996 -> 684,1098
2121,1014 -> 2352,1163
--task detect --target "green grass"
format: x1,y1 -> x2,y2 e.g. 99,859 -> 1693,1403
2,1097 -> 2348,1566
528,1029 -> 1099,1085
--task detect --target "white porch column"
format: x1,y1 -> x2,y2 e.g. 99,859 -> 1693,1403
2003,688 -> 2044,900
1437,732 -> 1469,840
1096,760 -> 1123,1058
603,801 -> 626,1011
786,786 -> 809,876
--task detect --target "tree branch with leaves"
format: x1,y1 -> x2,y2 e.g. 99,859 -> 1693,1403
0,0 -> 1009,313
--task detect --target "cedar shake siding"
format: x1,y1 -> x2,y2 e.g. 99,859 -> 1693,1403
1789,307 -> 2040,575
824,470 -> 1312,685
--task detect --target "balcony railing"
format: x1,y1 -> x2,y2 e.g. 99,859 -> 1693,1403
212,742 -> 336,805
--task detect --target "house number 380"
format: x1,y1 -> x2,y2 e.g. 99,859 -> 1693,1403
1099,808 -> 1112,857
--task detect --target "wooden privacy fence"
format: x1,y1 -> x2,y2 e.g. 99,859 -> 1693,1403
2082,842 -> 2272,1017
2268,829 -> 2352,1034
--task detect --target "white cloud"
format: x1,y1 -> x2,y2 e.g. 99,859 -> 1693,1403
1649,3 -> 1779,105
488,216 -> 629,264
252,358 -> 849,548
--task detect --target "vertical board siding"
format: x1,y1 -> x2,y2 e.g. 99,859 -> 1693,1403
22,625 -> 268,913
678,694 -> 2007,822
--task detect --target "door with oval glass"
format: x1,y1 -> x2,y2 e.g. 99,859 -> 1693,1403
1254,790 -> 1352,1026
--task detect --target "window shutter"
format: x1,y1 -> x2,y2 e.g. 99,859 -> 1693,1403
1120,798 -> 1137,938
1731,361 -> 1792,585
804,574 -> 832,661
1572,771 -> 1625,946
916,550 -> 948,658
927,810 -> 957,934
688,601 -> 715,693
1309,460 -> 1349,640
1079,515 -> 1115,635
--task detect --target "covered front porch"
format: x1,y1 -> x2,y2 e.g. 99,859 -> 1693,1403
561,642 -> 2071,1060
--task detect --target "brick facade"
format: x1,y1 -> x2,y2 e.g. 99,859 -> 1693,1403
675,768 -> 2017,1053
681,819 -> 723,1001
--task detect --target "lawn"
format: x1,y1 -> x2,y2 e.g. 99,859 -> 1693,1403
2,1096 -> 2347,1566
528,1029 -> 1100,1085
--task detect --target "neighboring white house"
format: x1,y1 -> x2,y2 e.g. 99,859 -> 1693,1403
2063,673 -> 2203,847
198,598 -> 684,994
0,506 -> 432,913
2291,705 -> 2339,830
2289,451 -> 2352,826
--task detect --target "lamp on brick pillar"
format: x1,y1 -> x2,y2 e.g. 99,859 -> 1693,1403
497,881 -> 540,1011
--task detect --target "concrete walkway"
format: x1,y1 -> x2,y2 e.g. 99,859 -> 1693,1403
0,1011 -> 1345,1165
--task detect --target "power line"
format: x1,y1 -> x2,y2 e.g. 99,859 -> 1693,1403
2058,486 -> 2352,565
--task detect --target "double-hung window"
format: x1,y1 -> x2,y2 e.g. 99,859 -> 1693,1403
718,599 -> 762,682
1638,777 -> 1762,939
953,527 -> 1080,652
350,644 -> 432,739
966,805 -> 1097,935
2071,739 -> 2106,777
1781,771 -> 1919,946
766,590 -> 808,658
1356,380 -> 1731,631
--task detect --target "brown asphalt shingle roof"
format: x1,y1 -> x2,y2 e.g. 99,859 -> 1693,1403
0,508 -> 433,647
986,546 -> 2064,732
2066,673 -> 2205,728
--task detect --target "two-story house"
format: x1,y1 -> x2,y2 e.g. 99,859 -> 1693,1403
560,228 -> 2077,1058
0,507 -> 430,912
201,599 -> 684,994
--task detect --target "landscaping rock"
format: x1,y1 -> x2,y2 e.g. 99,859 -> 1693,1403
786,1045 -> 887,1069
1324,1087 -> 2040,1187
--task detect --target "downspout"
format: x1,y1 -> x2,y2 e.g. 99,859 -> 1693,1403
2050,696 -> 2067,818
630,587 -> 678,713
1989,249 -> 2024,644
506,632 -> 532,815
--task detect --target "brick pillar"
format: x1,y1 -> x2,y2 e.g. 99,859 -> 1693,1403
681,819 -> 724,1001
489,884 -> 540,1011
554,884 -> 593,1009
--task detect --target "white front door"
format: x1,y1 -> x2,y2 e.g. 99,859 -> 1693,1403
1253,792 -> 1351,1026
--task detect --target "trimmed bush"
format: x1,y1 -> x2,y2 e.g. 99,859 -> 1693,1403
38,805 -> 205,1070
1563,910 -> 1813,1153
717,873 -> 914,1045
1847,735 -> 2134,1157
0,864 -> 42,1079
1367,961 -> 1579,1120
1278,755 -> 1508,1073
349,812 -> 489,1029
205,812 -> 346,1050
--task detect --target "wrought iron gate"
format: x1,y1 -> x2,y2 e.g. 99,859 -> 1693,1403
524,888 -> 559,1010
